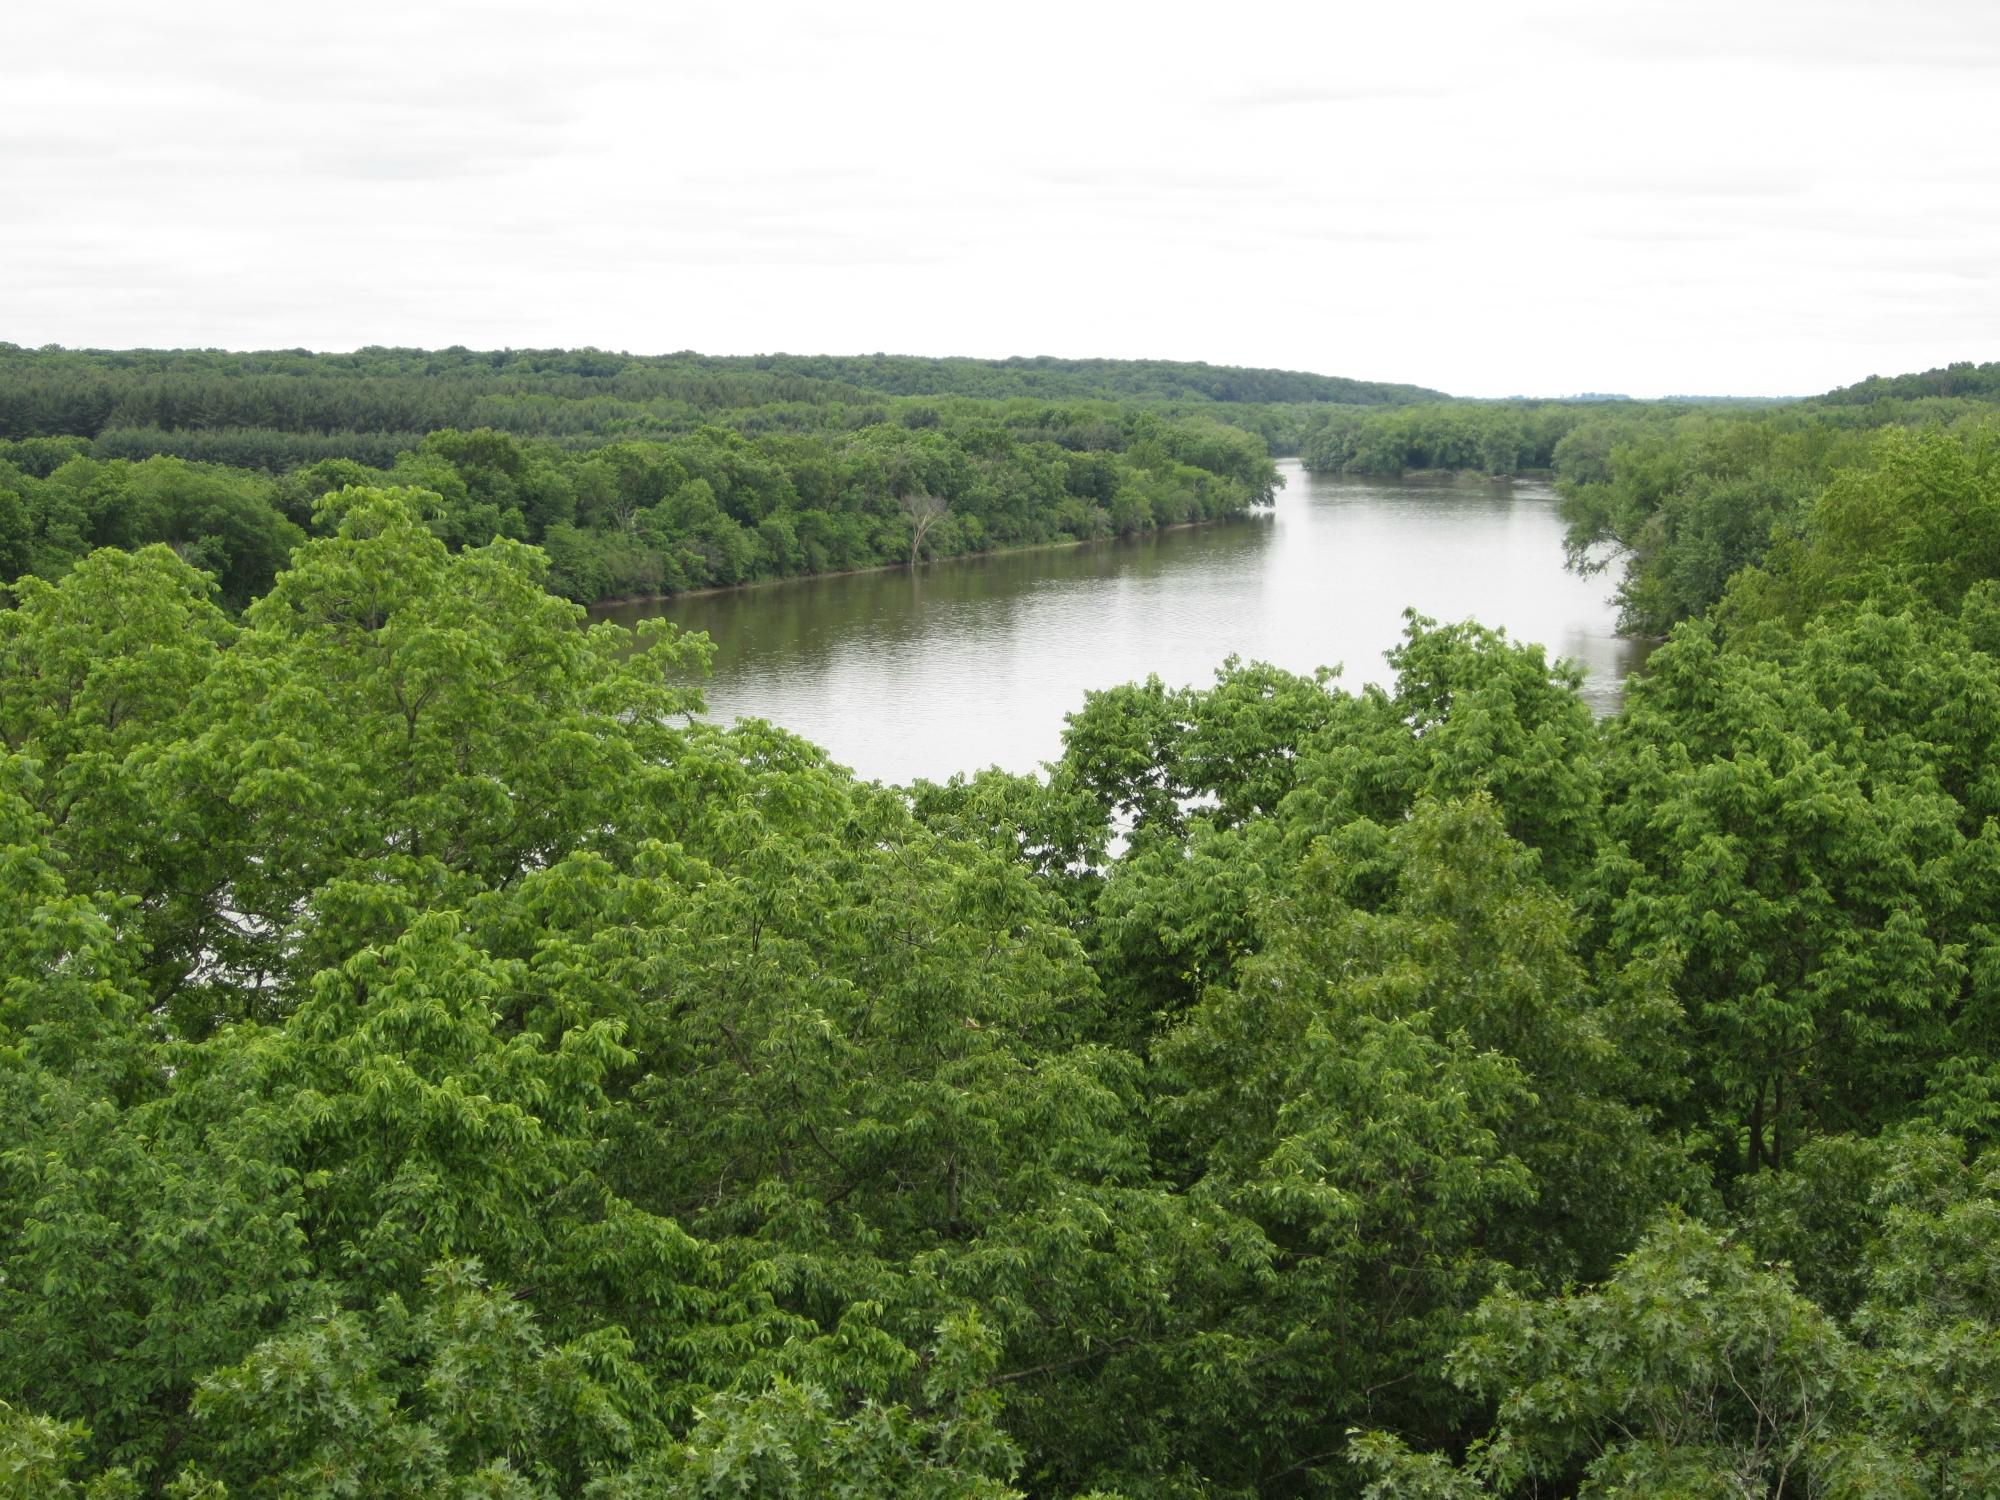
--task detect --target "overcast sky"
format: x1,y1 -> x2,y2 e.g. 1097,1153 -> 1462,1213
5,0 -> 1996,397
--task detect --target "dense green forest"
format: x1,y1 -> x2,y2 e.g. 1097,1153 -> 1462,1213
8,355 -> 2000,1496
0,389 -> 1281,609
1551,389 -> 2000,636
1298,400 -> 1618,478
0,345 -> 1438,463
1820,358 -> 2000,404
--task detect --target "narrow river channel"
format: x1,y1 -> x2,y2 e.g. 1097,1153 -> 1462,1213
590,459 -> 1644,785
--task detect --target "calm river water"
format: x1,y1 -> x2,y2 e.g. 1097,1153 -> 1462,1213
591,459 -> 1643,785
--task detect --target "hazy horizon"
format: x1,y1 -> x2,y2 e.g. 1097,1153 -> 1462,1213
7,0 -> 1996,399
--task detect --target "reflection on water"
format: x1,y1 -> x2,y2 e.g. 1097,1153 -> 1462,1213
591,459 -> 1645,785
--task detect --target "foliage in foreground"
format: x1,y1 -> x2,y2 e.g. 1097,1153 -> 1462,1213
4,435 -> 2000,1496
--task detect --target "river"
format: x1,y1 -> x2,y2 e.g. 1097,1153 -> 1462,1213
590,459 -> 1644,786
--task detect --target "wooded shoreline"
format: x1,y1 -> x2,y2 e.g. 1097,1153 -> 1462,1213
582,511 -> 1258,612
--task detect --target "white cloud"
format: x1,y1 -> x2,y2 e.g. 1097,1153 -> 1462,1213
2,0 -> 1996,396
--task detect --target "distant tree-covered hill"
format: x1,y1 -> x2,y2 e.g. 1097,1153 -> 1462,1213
0,344 -> 1443,450
719,352 -> 1445,406
1819,358 -> 2000,404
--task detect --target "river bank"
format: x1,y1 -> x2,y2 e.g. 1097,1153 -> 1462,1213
582,512 -> 1264,614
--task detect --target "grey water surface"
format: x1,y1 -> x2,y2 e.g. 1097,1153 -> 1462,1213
591,459 -> 1643,786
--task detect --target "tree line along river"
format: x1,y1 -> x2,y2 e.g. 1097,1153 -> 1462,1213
590,459 -> 1645,786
